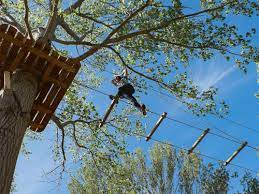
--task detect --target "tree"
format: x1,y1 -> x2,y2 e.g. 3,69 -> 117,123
68,143 -> 259,194
68,143 -> 189,194
0,0 -> 258,193
69,143 -> 257,194
200,164 -> 230,194
240,172 -> 259,194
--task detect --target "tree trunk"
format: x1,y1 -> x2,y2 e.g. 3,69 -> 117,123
0,70 -> 38,194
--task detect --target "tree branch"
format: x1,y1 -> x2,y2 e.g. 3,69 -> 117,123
42,0 -> 59,42
104,0 -> 151,42
23,0 -> 34,40
147,33 -> 211,49
72,46 -> 102,62
51,115 -> 66,168
106,46 -> 173,91
0,14 -> 26,33
63,0 -> 84,15
71,0 -> 151,62
62,118 -> 101,127
149,33 -> 245,57
106,1 -> 235,45
53,38 -> 97,46
59,17 -> 80,41
75,12 -> 113,29
72,1 -> 234,62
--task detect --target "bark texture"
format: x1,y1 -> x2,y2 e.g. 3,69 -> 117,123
0,70 -> 38,194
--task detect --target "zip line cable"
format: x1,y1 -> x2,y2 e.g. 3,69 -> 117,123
147,109 -> 252,148
102,69 -> 259,135
111,117 -> 258,173
214,115 -> 259,134
73,81 -> 258,152
54,106 -> 259,174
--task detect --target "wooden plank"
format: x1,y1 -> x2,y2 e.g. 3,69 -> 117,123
50,62 -> 80,108
32,104 -> 52,114
9,38 -> 33,71
0,24 -> 81,132
0,29 -> 77,73
5,31 -> 25,71
99,94 -> 119,128
224,142 -> 248,166
0,24 -> 9,32
32,55 -> 67,132
3,71 -> 11,89
0,25 -> 16,68
2,26 -> 17,65
0,26 -> 17,88
41,50 -> 56,84
0,24 -> 9,46
44,56 -> 69,106
188,128 -> 210,154
35,59 -> 67,131
146,112 -> 167,141
30,52 -> 60,131
31,42 -> 51,74
40,62 -> 80,131
22,41 -> 43,72
47,77 -> 67,88
30,122 -> 44,131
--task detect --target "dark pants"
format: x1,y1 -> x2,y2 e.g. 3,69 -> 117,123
117,84 -> 141,109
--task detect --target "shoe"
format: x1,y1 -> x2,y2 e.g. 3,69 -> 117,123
141,104 -> 147,115
109,95 -> 119,104
109,95 -> 114,100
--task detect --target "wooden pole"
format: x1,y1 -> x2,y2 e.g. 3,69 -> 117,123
146,112 -> 167,141
188,128 -> 210,154
4,71 -> 11,90
99,95 -> 119,128
224,141 -> 248,166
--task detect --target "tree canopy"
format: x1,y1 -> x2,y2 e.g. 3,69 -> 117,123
0,0 -> 258,191
1,0 -> 258,115
68,143 -> 259,194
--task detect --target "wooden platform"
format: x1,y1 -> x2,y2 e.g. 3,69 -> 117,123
0,24 -> 80,132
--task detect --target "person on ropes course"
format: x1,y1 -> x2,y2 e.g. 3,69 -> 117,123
109,68 -> 147,115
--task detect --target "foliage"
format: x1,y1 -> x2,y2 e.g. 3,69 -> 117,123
240,172 -> 259,194
68,143 -> 259,194
0,0 -> 258,190
200,164 -> 230,194
1,0 -> 258,116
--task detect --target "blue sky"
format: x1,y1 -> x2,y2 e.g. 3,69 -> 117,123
14,57 -> 258,194
14,1 -> 258,194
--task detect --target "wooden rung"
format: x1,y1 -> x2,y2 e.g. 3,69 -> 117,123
4,71 -> 11,89
99,95 -> 119,128
188,128 -> 210,154
146,112 -> 167,141
224,141 -> 248,166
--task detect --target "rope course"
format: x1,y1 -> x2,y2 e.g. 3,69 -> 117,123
54,105 -> 259,174
107,123 -> 258,174
52,81 -> 259,174
74,81 -> 259,152
103,69 -> 259,135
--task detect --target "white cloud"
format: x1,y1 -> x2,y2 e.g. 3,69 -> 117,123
191,61 -> 236,92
